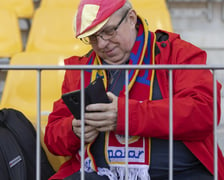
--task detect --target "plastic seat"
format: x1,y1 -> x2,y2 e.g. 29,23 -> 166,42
25,8 -> 91,56
40,0 -> 79,9
131,0 -> 169,9
0,52 -> 70,171
131,0 -> 173,32
0,0 -> 34,19
0,9 -> 23,58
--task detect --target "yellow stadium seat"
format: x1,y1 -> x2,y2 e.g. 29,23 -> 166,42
25,8 -> 91,56
40,0 -> 79,9
131,0 -> 173,32
0,9 -> 23,58
0,52 -> 70,171
0,0 -> 34,19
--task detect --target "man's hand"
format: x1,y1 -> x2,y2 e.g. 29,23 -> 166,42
84,92 -> 118,132
72,119 -> 99,143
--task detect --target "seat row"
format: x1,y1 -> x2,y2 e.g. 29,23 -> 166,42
0,0 -> 33,59
0,0 -> 80,19
0,0 -> 173,60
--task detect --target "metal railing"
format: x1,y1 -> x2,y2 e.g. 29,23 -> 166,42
222,0 -> 224,21
0,64 -> 223,180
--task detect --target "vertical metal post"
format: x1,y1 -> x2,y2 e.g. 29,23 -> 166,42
213,70 -> 218,180
207,0 -> 213,21
222,0 -> 224,21
169,70 -> 173,180
36,70 -> 41,180
125,70 -> 129,180
80,70 -> 85,180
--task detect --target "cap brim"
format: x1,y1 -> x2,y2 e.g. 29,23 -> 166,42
76,17 -> 109,39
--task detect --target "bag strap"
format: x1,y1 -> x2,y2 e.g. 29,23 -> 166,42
0,126 -> 27,180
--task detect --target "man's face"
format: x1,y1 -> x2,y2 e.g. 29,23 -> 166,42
90,10 -> 137,65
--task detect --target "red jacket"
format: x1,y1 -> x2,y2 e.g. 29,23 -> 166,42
44,30 -> 224,179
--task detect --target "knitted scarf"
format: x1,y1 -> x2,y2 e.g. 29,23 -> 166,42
80,16 -> 156,180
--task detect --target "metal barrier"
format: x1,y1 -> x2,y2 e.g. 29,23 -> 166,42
0,64 -> 223,180
222,0 -> 224,21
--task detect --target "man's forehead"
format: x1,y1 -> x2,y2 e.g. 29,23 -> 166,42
96,14 -> 120,33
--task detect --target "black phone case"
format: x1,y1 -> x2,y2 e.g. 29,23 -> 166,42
61,78 -> 110,119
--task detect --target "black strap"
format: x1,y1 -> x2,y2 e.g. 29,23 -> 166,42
0,126 -> 27,180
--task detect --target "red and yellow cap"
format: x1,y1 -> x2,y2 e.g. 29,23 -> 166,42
74,0 -> 126,39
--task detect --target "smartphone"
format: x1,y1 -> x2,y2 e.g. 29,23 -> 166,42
62,78 -> 110,119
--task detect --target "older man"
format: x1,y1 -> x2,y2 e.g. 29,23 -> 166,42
44,0 -> 224,179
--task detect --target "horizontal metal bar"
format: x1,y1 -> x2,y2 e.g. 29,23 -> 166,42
1,64 -> 224,70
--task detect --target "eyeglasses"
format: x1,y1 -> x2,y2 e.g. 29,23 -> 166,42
81,9 -> 130,45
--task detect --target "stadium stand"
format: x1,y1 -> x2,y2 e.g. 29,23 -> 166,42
0,9 -> 23,59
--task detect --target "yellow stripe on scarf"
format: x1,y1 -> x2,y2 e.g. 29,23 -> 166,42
91,55 -> 108,89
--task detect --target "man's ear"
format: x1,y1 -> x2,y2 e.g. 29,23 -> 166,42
128,9 -> 137,26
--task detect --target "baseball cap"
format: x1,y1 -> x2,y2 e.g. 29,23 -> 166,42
74,0 -> 126,39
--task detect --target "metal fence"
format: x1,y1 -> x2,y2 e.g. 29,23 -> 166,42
0,64 -> 223,180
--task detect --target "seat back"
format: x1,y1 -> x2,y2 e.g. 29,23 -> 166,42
131,0 -> 173,32
0,0 -> 34,19
40,0 -> 79,9
0,52 -> 70,170
0,52 -> 67,122
0,9 -> 23,58
25,8 -> 91,56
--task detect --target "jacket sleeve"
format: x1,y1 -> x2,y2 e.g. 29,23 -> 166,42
116,38 -> 222,141
44,57 -> 83,156
44,99 -> 80,156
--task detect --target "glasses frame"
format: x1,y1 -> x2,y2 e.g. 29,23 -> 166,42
81,9 -> 130,45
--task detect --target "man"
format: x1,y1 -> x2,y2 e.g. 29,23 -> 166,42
44,0 -> 224,179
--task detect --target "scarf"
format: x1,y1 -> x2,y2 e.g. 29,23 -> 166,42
79,15 -> 156,180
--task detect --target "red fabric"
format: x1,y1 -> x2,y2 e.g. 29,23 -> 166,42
44,30 -> 224,179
